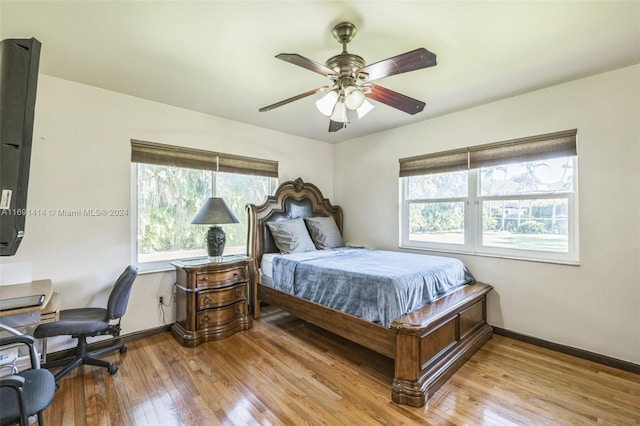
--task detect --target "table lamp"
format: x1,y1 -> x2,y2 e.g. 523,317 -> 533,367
191,197 -> 239,261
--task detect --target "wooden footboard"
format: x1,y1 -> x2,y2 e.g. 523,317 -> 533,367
257,281 -> 493,407
391,282 -> 493,406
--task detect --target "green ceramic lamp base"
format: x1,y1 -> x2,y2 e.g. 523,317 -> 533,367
206,225 -> 226,260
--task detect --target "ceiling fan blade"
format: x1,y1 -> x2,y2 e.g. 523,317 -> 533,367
276,53 -> 336,77
328,120 -> 346,132
357,48 -> 436,82
259,87 -> 326,112
365,83 -> 426,115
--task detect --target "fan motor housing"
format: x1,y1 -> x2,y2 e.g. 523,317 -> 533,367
325,53 -> 365,77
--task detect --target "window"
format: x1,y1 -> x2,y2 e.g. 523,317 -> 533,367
131,140 -> 278,271
400,130 -> 578,264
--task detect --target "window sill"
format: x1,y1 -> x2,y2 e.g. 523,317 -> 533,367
398,244 -> 580,266
135,253 -> 250,275
136,265 -> 176,275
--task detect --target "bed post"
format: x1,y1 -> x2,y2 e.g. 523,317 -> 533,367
246,203 -> 261,319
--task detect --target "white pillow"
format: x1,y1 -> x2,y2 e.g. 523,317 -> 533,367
304,216 -> 345,249
267,218 -> 317,254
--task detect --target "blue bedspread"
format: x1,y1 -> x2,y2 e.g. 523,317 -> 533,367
271,247 -> 475,327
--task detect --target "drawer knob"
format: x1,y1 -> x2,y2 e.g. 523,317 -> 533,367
233,272 -> 239,277
203,295 -> 211,305
235,288 -> 242,297
234,306 -> 240,315
203,276 -> 209,281
202,314 -> 210,324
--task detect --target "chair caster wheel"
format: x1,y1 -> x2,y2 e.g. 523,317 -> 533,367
108,365 -> 118,374
119,346 -> 127,354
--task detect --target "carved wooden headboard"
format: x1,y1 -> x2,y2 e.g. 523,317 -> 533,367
246,177 -> 343,274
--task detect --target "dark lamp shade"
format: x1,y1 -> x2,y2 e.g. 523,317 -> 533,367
191,198 -> 239,225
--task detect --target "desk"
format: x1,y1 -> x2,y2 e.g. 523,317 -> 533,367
0,280 -> 60,327
0,280 -> 60,372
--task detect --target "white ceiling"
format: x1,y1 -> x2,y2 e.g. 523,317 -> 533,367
2,1 -> 639,143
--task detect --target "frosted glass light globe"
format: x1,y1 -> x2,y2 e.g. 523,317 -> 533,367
344,87 -> 366,110
315,90 -> 339,116
330,102 -> 348,123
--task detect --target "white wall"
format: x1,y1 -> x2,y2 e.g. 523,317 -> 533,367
334,65 -> 640,364
0,75 -> 334,351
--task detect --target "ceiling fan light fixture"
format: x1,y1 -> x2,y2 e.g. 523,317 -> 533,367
315,90 -> 339,116
330,101 -> 348,123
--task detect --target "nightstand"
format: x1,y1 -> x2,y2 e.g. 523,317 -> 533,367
171,256 -> 252,347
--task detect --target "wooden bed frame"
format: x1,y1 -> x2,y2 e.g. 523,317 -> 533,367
246,178 -> 493,407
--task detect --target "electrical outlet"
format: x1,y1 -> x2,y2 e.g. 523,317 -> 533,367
159,296 -> 164,305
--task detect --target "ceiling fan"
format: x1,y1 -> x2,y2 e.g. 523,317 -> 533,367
259,21 -> 437,132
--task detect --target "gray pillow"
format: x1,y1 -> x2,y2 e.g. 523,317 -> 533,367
267,218 -> 317,254
304,216 -> 345,249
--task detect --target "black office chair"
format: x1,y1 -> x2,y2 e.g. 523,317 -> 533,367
0,334 -> 56,426
34,266 -> 138,381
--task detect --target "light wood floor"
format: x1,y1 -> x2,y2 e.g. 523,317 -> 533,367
44,307 -> 640,425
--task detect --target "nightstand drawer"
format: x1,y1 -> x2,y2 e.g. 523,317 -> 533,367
196,267 -> 246,288
198,284 -> 246,310
197,301 -> 246,328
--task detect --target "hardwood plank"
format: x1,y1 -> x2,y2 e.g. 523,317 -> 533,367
44,307 -> 640,425
84,368 -> 109,426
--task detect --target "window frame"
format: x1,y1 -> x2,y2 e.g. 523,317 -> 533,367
130,140 -> 278,273
399,130 -> 579,265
